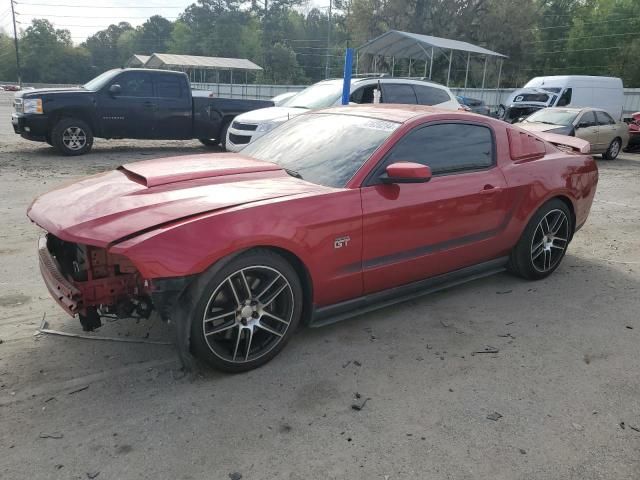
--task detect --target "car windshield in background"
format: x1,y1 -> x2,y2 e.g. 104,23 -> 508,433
524,109 -> 578,126
282,82 -> 343,109
514,92 -> 551,103
82,69 -> 121,91
242,113 -> 399,188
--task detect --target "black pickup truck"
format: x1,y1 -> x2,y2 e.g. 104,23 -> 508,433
11,68 -> 272,155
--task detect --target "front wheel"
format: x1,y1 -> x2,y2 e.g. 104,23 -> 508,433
508,199 -> 572,280
51,118 -> 93,156
185,249 -> 303,373
602,137 -> 621,160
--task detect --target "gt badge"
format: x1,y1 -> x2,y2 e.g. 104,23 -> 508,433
334,236 -> 351,249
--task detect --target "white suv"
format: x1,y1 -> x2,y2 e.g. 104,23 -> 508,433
226,77 -> 461,152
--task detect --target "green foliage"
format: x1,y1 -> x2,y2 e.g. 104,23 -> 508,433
1,0 -> 639,86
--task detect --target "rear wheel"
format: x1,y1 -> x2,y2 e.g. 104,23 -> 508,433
508,199 -> 572,280
51,117 -> 93,156
185,249 -> 303,372
602,137 -> 621,160
219,121 -> 231,150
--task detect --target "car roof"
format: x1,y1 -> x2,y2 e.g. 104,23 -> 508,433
313,104 -> 462,123
317,77 -> 450,89
543,107 -> 608,114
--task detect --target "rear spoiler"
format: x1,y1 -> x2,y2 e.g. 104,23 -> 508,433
536,132 -> 591,154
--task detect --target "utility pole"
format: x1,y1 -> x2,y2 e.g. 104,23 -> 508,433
324,0 -> 332,79
10,0 -> 21,85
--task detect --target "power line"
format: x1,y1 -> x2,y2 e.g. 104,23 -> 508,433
17,2 -> 186,7
535,46 -> 623,55
16,13 -> 181,19
529,16 -> 640,31
525,31 -> 640,44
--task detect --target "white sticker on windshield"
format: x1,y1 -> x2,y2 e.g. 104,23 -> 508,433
360,119 -> 398,132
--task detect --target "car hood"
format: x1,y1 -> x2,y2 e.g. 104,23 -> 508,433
15,87 -> 88,98
517,122 -> 564,132
234,106 -> 309,124
27,153 -> 330,247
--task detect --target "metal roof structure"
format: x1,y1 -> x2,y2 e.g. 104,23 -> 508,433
356,30 -> 507,89
358,30 -> 507,61
144,53 -> 263,71
125,54 -> 150,68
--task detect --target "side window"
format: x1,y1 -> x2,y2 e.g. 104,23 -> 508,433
413,85 -> 451,105
382,84 -> 417,104
350,85 -> 376,104
595,111 -> 615,125
578,111 -> 596,128
381,123 -> 494,176
155,74 -> 183,98
556,88 -> 572,107
114,72 -> 153,97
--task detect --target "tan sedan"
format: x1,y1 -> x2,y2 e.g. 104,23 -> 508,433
516,107 -> 629,159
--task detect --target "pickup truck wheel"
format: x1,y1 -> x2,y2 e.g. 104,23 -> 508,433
185,249 -> 303,373
52,118 -> 93,156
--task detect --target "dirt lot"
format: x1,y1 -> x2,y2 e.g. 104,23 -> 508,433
0,91 -> 639,479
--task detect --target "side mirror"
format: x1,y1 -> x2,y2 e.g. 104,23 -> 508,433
576,122 -> 589,129
108,84 -> 122,95
380,162 -> 432,184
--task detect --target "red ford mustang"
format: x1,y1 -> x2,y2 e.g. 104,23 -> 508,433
28,105 -> 598,372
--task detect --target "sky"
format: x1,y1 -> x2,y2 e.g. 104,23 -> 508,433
0,0 -> 332,44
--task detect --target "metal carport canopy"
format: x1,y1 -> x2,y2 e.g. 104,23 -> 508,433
357,30 -> 507,61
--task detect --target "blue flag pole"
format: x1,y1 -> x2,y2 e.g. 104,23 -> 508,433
341,48 -> 354,105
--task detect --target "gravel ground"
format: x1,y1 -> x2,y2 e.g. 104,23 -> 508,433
1,91 -> 639,479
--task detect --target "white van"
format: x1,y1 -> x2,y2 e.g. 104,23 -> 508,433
499,76 -> 624,123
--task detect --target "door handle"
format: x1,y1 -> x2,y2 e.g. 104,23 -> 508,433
480,184 -> 501,194
143,101 -> 155,108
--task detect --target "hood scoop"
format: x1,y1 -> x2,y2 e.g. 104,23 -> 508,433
118,153 -> 282,187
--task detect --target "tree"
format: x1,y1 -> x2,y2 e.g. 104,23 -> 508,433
134,15 -> 174,54
20,19 -> 91,83
0,33 -> 18,81
84,22 -> 134,71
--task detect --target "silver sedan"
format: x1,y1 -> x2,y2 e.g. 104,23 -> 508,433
517,107 -> 629,159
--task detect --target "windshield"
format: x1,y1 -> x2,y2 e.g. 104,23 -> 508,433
282,81 -> 343,110
241,113 -> 399,187
514,92 -> 551,103
524,109 -> 578,126
83,69 -> 121,91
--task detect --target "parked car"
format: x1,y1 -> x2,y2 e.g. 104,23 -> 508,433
28,104 -> 598,372
498,76 -> 624,123
517,107 -> 629,159
1,84 -> 21,92
456,95 -> 491,116
225,77 -> 462,151
271,91 -> 298,106
624,112 -> 640,152
11,68 -> 272,155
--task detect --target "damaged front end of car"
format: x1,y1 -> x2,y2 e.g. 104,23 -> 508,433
39,234 -> 154,331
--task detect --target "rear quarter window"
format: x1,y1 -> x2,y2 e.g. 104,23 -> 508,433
413,85 -> 451,105
155,75 -> 184,98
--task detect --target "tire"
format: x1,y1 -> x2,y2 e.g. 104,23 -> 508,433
199,138 -> 218,147
602,137 -> 622,160
51,117 -> 93,156
508,199 -> 573,280
219,121 -> 231,150
183,249 -> 303,373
